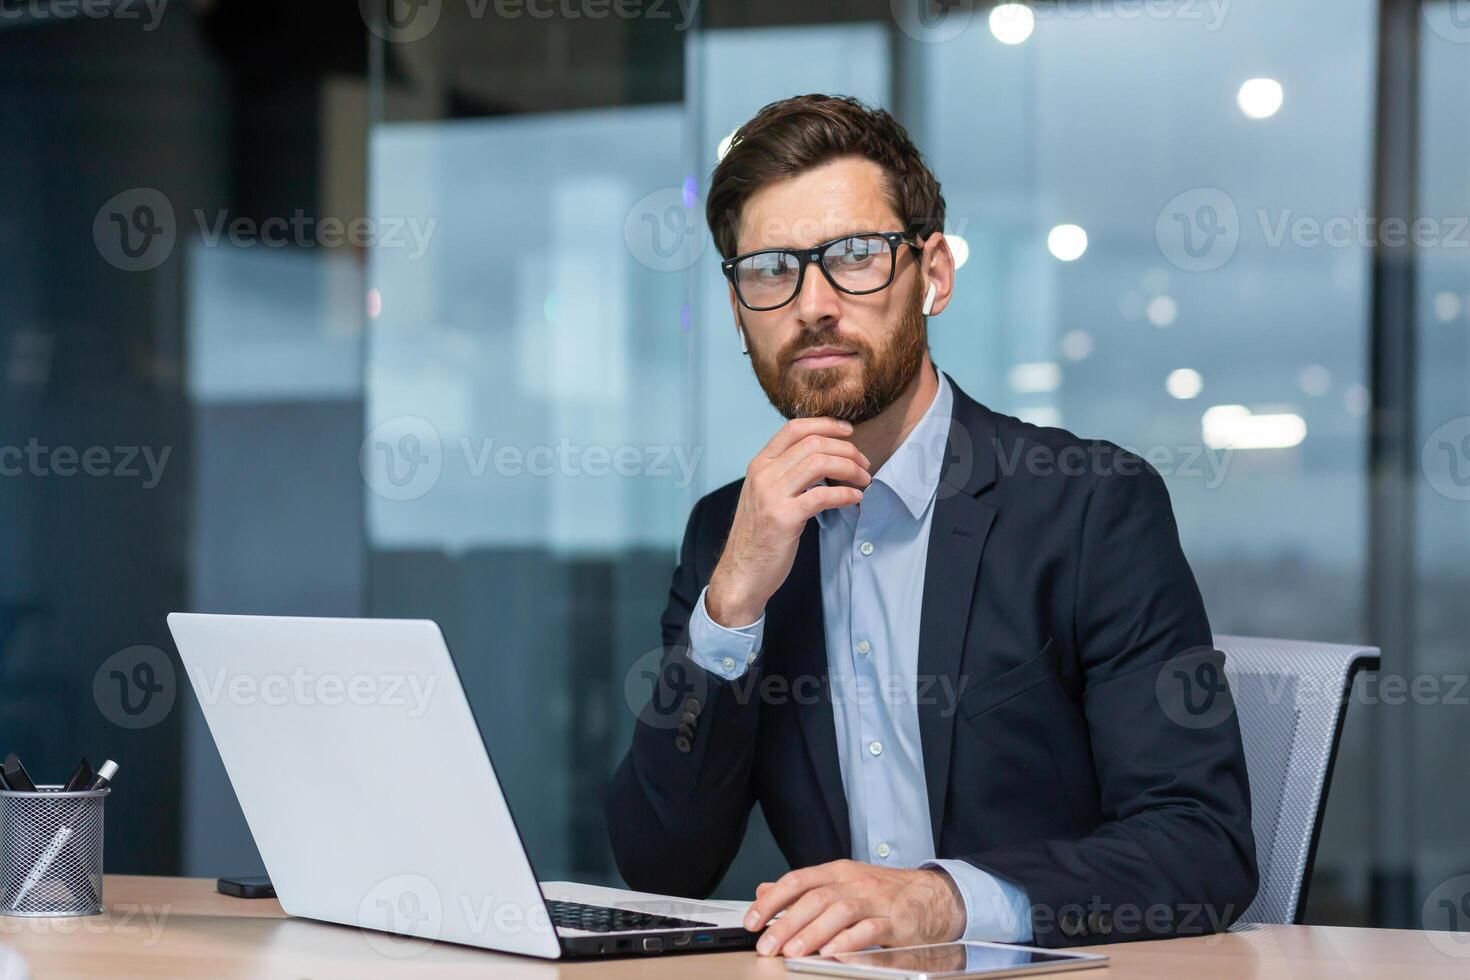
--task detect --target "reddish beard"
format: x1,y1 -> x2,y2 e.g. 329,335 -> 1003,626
747,279 -> 928,424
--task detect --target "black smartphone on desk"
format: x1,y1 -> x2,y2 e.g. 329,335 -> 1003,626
217,876 -> 275,899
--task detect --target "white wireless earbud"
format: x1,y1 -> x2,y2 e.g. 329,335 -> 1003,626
738,324 -> 749,355
922,282 -> 937,316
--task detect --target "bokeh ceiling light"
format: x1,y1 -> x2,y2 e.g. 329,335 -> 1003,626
1047,224 -> 1088,261
1237,78 -> 1284,119
989,4 -> 1035,45
1166,368 -> 1203,400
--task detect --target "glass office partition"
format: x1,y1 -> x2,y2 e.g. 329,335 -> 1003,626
1412,0 -> 1470,933
363,6 -> 697,883
896,0 -> 1381,920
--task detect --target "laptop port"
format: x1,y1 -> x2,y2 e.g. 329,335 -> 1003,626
642,937 -> 664,952
615,939 -> 630,950
694,934 -> 714,944
672,933 -> 692,947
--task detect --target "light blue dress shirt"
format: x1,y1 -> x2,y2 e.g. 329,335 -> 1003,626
686,370 -> 1033,943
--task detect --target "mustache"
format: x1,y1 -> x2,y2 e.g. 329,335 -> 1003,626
779,332 -> 871,367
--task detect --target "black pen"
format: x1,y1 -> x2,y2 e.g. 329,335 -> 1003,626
62,759 -> 94,792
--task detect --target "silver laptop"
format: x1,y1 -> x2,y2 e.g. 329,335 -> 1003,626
167,612 -> 756,959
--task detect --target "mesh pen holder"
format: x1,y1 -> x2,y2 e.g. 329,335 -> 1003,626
0,785 -> 108,917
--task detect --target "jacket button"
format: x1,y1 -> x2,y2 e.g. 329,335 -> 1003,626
679,711 -> 699,728
674,735 -> 692,753
1088,911 -> 1111,934
1060,909 -> 1083,936
683,698 -> 702,716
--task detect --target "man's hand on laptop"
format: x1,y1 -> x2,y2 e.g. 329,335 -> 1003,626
743,859 -> 965,957
706,417 -> 871,627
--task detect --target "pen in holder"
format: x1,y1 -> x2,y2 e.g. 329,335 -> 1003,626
0,783 -> 109,916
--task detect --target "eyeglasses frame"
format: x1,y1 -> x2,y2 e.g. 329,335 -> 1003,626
720,230 -> 923,312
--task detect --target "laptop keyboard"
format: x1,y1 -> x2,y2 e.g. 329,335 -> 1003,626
547,899 -> 717,933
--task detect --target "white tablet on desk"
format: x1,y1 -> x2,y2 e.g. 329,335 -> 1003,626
785,941 -> 1108,980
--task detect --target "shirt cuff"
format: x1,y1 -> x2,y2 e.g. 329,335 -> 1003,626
925,859 -> 1034,944
686,586 -> 765,681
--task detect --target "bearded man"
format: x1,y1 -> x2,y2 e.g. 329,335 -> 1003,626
607,94 -> 1257,957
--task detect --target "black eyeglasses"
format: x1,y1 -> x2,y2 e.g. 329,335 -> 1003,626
721,231 -> 921,312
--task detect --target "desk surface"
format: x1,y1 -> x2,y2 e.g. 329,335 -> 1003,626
0,876 -> 1462,979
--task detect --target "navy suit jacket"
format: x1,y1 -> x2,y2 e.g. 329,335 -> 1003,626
606,376 -> 1257,947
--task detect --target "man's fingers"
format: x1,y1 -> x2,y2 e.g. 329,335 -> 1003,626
781,898 -> 872,958
777,434 -> 870,471
761,417 -> 854,458
818,917 -> 887,956
747,863 -> 845,931
755,886 -> 837,956
794,485 -> 864,520
786,453 -> 871,495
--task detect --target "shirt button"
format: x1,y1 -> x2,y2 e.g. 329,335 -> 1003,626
875,842 -> 891,859
721,656 -> 736,672
858,541 -> 875,556
856,640 -> 871,655
868,740 -> 883,757
746,651 -> 757,666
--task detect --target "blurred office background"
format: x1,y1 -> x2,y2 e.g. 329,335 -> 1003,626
0,0 -> 1466,932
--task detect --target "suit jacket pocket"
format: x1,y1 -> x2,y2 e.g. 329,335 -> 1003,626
958,638 -> 1057,720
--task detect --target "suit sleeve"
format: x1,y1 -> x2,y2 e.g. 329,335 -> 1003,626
605,492 -> 766,898
949,458 -> 1258,947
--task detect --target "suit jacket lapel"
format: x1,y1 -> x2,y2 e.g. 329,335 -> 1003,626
769,518 -> 851,857
917,377 -> 999,848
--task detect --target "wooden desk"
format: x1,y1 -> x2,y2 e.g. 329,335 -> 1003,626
0,876 -> 1462,979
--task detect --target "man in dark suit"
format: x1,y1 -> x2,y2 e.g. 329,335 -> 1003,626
607,94 -> 1256,957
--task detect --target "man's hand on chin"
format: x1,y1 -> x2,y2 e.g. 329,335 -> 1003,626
743,859 -> 966,958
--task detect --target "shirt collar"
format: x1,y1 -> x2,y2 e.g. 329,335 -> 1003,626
816,368 -> 953,528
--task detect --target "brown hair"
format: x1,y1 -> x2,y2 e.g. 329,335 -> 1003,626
705,94 -> 945,259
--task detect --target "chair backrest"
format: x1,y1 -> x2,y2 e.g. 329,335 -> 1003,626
1216,635 -> 1379,926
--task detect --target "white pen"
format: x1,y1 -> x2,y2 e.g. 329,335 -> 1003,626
10,760 -> 118,909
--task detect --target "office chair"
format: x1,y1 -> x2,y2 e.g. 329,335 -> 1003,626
1216,635 -> 1380,926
